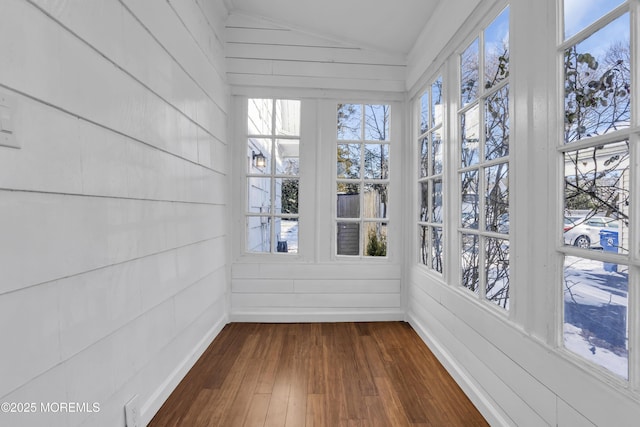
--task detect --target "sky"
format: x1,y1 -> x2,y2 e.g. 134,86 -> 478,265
564,0 -> 627,43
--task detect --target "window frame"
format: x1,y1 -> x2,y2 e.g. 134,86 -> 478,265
334,102 -> 392,259
556,0 -> 640,384
455,5 -> 512,311
417,75 -> 446,274
245,98 -> 302,256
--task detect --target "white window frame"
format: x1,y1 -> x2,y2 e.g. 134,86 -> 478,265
334,102 -> 392,259
455,6 -> 512,311
416,75 -> 445,274
245,98 -> 301,255
556,0 -> 640,386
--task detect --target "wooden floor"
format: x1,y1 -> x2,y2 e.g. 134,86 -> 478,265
149,322 -> 488,427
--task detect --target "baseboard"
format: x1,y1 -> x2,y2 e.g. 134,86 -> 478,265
230,309 -> 405,323
139,312 -> 228,426
407,311 -> 510,427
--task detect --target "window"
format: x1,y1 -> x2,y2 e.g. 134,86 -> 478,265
418,77 -> 444,273
560,0 -> 634,379
246,99 -> 301,254
336,104 -> 390,257
458,7 -> 510,309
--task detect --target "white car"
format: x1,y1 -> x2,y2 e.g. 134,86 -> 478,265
563,215 -> 619,249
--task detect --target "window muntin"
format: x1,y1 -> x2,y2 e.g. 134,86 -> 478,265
336,104 -> 390,257
418,77 -> 444,273
560,0 -> 635,380
458,7 -> 510,309
246,99 -> 301,254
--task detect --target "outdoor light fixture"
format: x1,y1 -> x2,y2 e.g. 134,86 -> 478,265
252,150 -> 267,168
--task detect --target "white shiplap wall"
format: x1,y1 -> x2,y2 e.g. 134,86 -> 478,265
0,1 -> 229,426
225,13 -> 407,93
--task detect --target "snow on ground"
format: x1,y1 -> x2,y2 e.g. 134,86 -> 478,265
564,256 -> 628,307
563,256 -> 628,377
564,323 -> 628,379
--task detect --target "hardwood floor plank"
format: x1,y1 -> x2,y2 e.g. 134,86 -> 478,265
242,393 -> 271,427
305,394 -> 326,427
149,322 -> 488,427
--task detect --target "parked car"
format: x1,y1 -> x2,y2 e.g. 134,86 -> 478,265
564,215 -> 619,249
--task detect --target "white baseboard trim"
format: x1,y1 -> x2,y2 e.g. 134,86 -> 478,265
407,311 -> 510,427
230,310 -> 405,323
139,313 -> 229,426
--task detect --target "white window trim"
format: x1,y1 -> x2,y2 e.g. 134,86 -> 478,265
555,0 -> 640,388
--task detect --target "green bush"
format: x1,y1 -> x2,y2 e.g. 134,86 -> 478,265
366,228 -> 387,257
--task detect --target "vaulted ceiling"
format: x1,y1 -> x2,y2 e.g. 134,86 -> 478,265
226,0 -> 442,54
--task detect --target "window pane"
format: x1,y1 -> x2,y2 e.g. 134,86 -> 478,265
432,226 -> 443,273
563,255 -> 628,379
461,106 -> 480,167
275,100 -> 300,136
275,140 -> 299,175
461,171 -> 479,229
364,144 -> 389,179
484,7 -> 509,90
486,238 -> 509,309
461,233 -> 480,294
432,179 -> 443,223
419,226 -> 429,266
248,138 -> 272,174
420,91 -> 429,135
420,182 -> 429,222
364,184 -> 388,219
563,141 -> 629,252
485,85 -> 509,160
486,163 -> 509,233
432,77 -> 443,126
420,137 -> 429,178
564,14 -> 630,144
461,38 -> 479,106
337,222 -> 360,255
248,177 -> 271,214
365,105 -> 390,141
248,98 -> 273,135
364,222 -> 387,257
564,0 -> 625,40
247,216 -> 271,253
337,186 -> 360,218
276,178 -> 298,214
275,218 -> 298,254
432,131 -> 443,175
337,144 -> 360,178
338,104 -> 362,140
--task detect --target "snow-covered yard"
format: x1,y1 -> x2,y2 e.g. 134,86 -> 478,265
564,256 -> 628,378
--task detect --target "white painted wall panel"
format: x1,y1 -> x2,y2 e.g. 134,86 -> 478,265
293,279 -> 400,294
232,262 -> 401,280
232,279 -> 295,293
0,98 -> 83,194
232,292 -> 400,309
0,1 -> 230,427
225,13 -> 406,93
231,264 -> 403,321
0,283 -> 61,399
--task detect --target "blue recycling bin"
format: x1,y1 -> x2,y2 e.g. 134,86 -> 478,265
600,229 -> 618,272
